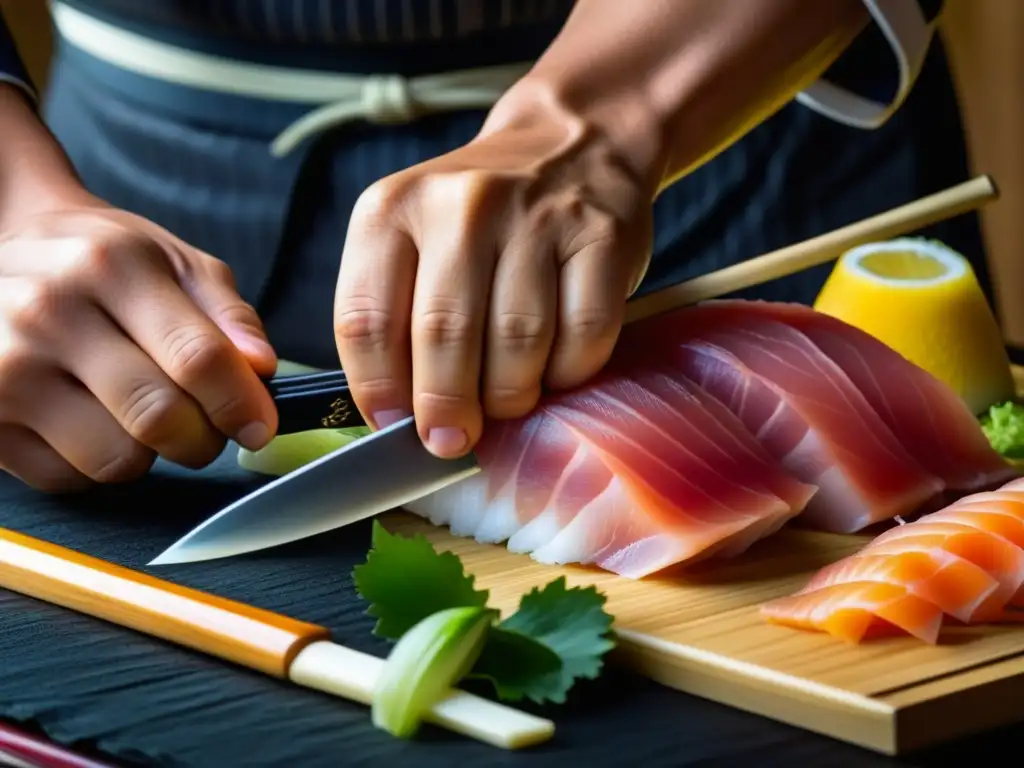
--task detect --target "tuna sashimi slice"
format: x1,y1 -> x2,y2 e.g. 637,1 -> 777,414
707,299 -> 1016,496
632,306 -> 941,532
796,549 -> 1000,623
404,365 -> 817,579
761,582 -> 944,644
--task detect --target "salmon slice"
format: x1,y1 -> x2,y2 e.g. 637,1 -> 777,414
922,508 -> 1024,550
761,581 -> 944,644
864,522 -> 1024,618
796,549 -> 1000,623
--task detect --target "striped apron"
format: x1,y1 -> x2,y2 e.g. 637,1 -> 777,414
41,0 -> 990,370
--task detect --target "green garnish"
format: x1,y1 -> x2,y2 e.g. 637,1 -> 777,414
470,578 -> 614,704
980,400 -> 1024,459
372,605 -> 496,738
238,427 -> 372,476
354,521 -> 490,639
354,521 -> 616,737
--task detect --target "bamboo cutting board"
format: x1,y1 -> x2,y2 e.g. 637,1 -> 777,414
380,365 -> 1024,756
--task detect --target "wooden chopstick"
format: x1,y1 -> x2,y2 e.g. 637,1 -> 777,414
624,174 -> 999,324
0,528 -> 555,750
0,721 -> 115,768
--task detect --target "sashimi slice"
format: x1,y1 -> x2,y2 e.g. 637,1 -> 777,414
863,522 -> 1024,617
619,368 -> 818,556
637,307 -> 941,532
921,508 -> 1024,551
761,582 -> 943,644
795,549 -> 999,623
702,299 -> 1017,496
403,364 -> 817,579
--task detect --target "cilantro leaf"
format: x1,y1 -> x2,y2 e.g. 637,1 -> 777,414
467,626 -> 563,704
353,520 -> 489,639
475,577 -> 616,705
980,400 -> 1024,459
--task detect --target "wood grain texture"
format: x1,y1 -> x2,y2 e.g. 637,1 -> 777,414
0,528 -> 329,677
941,0 -> 1024,346
381,366 -> 1024,755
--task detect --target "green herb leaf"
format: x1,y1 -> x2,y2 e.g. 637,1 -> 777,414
479,577 -> 616,705
467,626 -> 563,704
980,400 -> 1024,459
372,605 -> 497,738
353,520 -> 490,639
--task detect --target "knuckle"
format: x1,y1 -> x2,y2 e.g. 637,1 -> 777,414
414,306 -> 474,348
205,258 -> 239,289
68,238 -> 118,279
568,211 -> 621,253
0,341 -> 37,385
334,306 -> 395,351
485,384 -> 540,418
414,389 -> 475,415
119,379 -> 190,446
88,445 -> 155,484
353,176 -> 409,222
5,278 -> 68,335
456,170 -> 504,207
213,300 -> 261,332
563,307 -> 620,344
163,324 -> 233,383
493,311 -> 550,353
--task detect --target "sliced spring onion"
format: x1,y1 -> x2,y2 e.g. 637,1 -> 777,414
237,428 -> 370,476
372,605 -> 497,738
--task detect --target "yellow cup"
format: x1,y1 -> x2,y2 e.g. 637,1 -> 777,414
814,237 -> 1015,415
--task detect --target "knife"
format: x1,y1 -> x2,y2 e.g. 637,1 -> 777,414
148,371 -> 480,566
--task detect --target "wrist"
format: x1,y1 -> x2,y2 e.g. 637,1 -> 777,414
505,0 -> 869,191
484,74 -> 670,201
0,84 -> 96,234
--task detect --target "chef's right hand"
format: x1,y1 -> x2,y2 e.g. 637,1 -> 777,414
0,200 -> 280,493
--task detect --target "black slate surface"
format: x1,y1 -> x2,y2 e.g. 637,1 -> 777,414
0,449 -> 1019,768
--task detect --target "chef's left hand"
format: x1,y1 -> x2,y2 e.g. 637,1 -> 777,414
334,84 -> 658,459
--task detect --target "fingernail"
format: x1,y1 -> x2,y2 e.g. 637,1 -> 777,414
236,421 -> 271,451
427,427 -> 468,457
373,409 -> 411,429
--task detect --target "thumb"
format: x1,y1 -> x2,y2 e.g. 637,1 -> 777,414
187,268 -> 278,379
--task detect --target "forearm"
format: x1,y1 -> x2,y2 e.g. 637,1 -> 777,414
500,0 -> 870,193
0,17 -> 87,233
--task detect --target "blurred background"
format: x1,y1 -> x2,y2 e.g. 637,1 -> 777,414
1,0 -> 1021,349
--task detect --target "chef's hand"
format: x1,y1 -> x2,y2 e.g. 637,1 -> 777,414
0,199 -> 279,492
335,86 -> 657,459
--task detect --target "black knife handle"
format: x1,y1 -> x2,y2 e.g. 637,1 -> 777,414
262,369 -> 368,435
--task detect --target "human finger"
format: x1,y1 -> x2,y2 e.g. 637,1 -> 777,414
409,212 -> 496,458
0,423 -> 93,494
334,188 -> 418,430
58,304 -> 226,469
19,374 -> 156,484
184,255 -> 279,379
482,240 -> 558,419
96,252 -> 278,450
544,238 -> 630,391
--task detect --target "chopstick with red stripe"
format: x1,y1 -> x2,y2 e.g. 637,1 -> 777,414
0,722 -> 116,768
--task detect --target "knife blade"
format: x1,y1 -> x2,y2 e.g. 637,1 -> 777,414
148,416 -> 480,565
